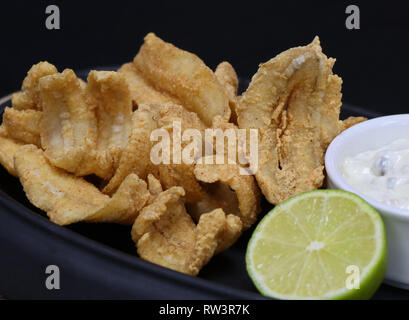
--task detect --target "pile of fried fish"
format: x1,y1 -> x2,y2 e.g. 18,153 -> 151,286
0,33 -> 364,275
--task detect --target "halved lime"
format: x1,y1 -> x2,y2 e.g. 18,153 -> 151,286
246,190 -> 387,300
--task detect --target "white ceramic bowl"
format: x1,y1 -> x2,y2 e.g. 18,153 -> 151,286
325,114 -> 409,289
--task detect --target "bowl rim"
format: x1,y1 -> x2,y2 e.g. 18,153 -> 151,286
325,114 -> 409,222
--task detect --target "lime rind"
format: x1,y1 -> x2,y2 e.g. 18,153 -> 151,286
246,189 -> 387,300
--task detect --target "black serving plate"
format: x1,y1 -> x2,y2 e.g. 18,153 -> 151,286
0,67 -> 408,300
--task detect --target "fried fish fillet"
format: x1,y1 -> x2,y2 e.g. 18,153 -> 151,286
215,62 -> 239,97
39,69 -> 97,176
215,61 -> 239,124
192,207 -> 242,259
14,145 -> 150,225
12,61 -> 58,110
0,127 -> 23,176
133,33 -> 231,126
103,102 -> 206,201
132,186 -> 197,273
118,62 -> 180,108
2,107 -> 42,146
192,159 -> 261,230
11,92 -> 35,111
102,106 -> 157,195
146,173 -> 163,197
154,103 -> 206,203
87,71 -> 133,179
85,173 -> 151,225
14,145 -> 109,224
209,115 -> 255,169
131,178 -> 242,275
237,37 -> 343,204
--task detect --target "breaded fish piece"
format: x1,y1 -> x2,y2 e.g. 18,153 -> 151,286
209,115 -> 255,169
0,128 -> 23,176
183,116 -> 261,228
86,174 -> 151,225
2,107 -> 42,146
190,208 -> 242,266
104,102 -> 206,200
237,37 -> 343,204
134,33 -> 231,126
118,63 -> 180,108
131,179 -> 242,275
11,92 -> 35,111
39,69 -> 98,176
154,103 -> 206,203
215,62 -> 239,97
12,61 -> 58,110
147,173 -> 163,197
192,160 -> 261,230
215,62 -> 239,124
14,145 -> 150,225
132,186 -> 197,273
102,106 -> 157,195
14,145 -> 109,225
87,71 -> 133,179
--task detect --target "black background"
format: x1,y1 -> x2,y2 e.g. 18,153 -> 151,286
0,1 -> 408,115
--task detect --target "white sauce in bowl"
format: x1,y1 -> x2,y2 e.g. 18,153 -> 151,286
341,138 -> 409,211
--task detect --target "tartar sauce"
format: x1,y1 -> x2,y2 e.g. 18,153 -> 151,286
341,138 -> 409,211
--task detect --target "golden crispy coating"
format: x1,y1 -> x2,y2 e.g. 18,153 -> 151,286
11,92 -> 35,111
134,33 -> 231,126
14,145 -> 150,225
215,62 -> 239,124
102,107 -> 157,194
0,126 -> 7,136
87,71 -> 133,179
132,186 -> 196,273
157,163 -> 203,202
190,208 -> 242,271
154,103 -> 206,203
118,63 -> 180,108
2,107 -> 42,146
131,181 -> 242,275
237,37 -> 343,204
212,213 -> 243,254
193,159 -> 261,229
104,102 -> 206,200
210,115 -> 251,166
147,173 -> 163,197
86,174 -> 151,225
0,128 -> 23,176
215,62 -> 239,96
14,145 -> 109,225
12,61 -> 58,110
185,116 -> 260,229
39,69 -> 98,176
187,181 -> 238,221
341,116 -> 367,131
156,103 -> 206,133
